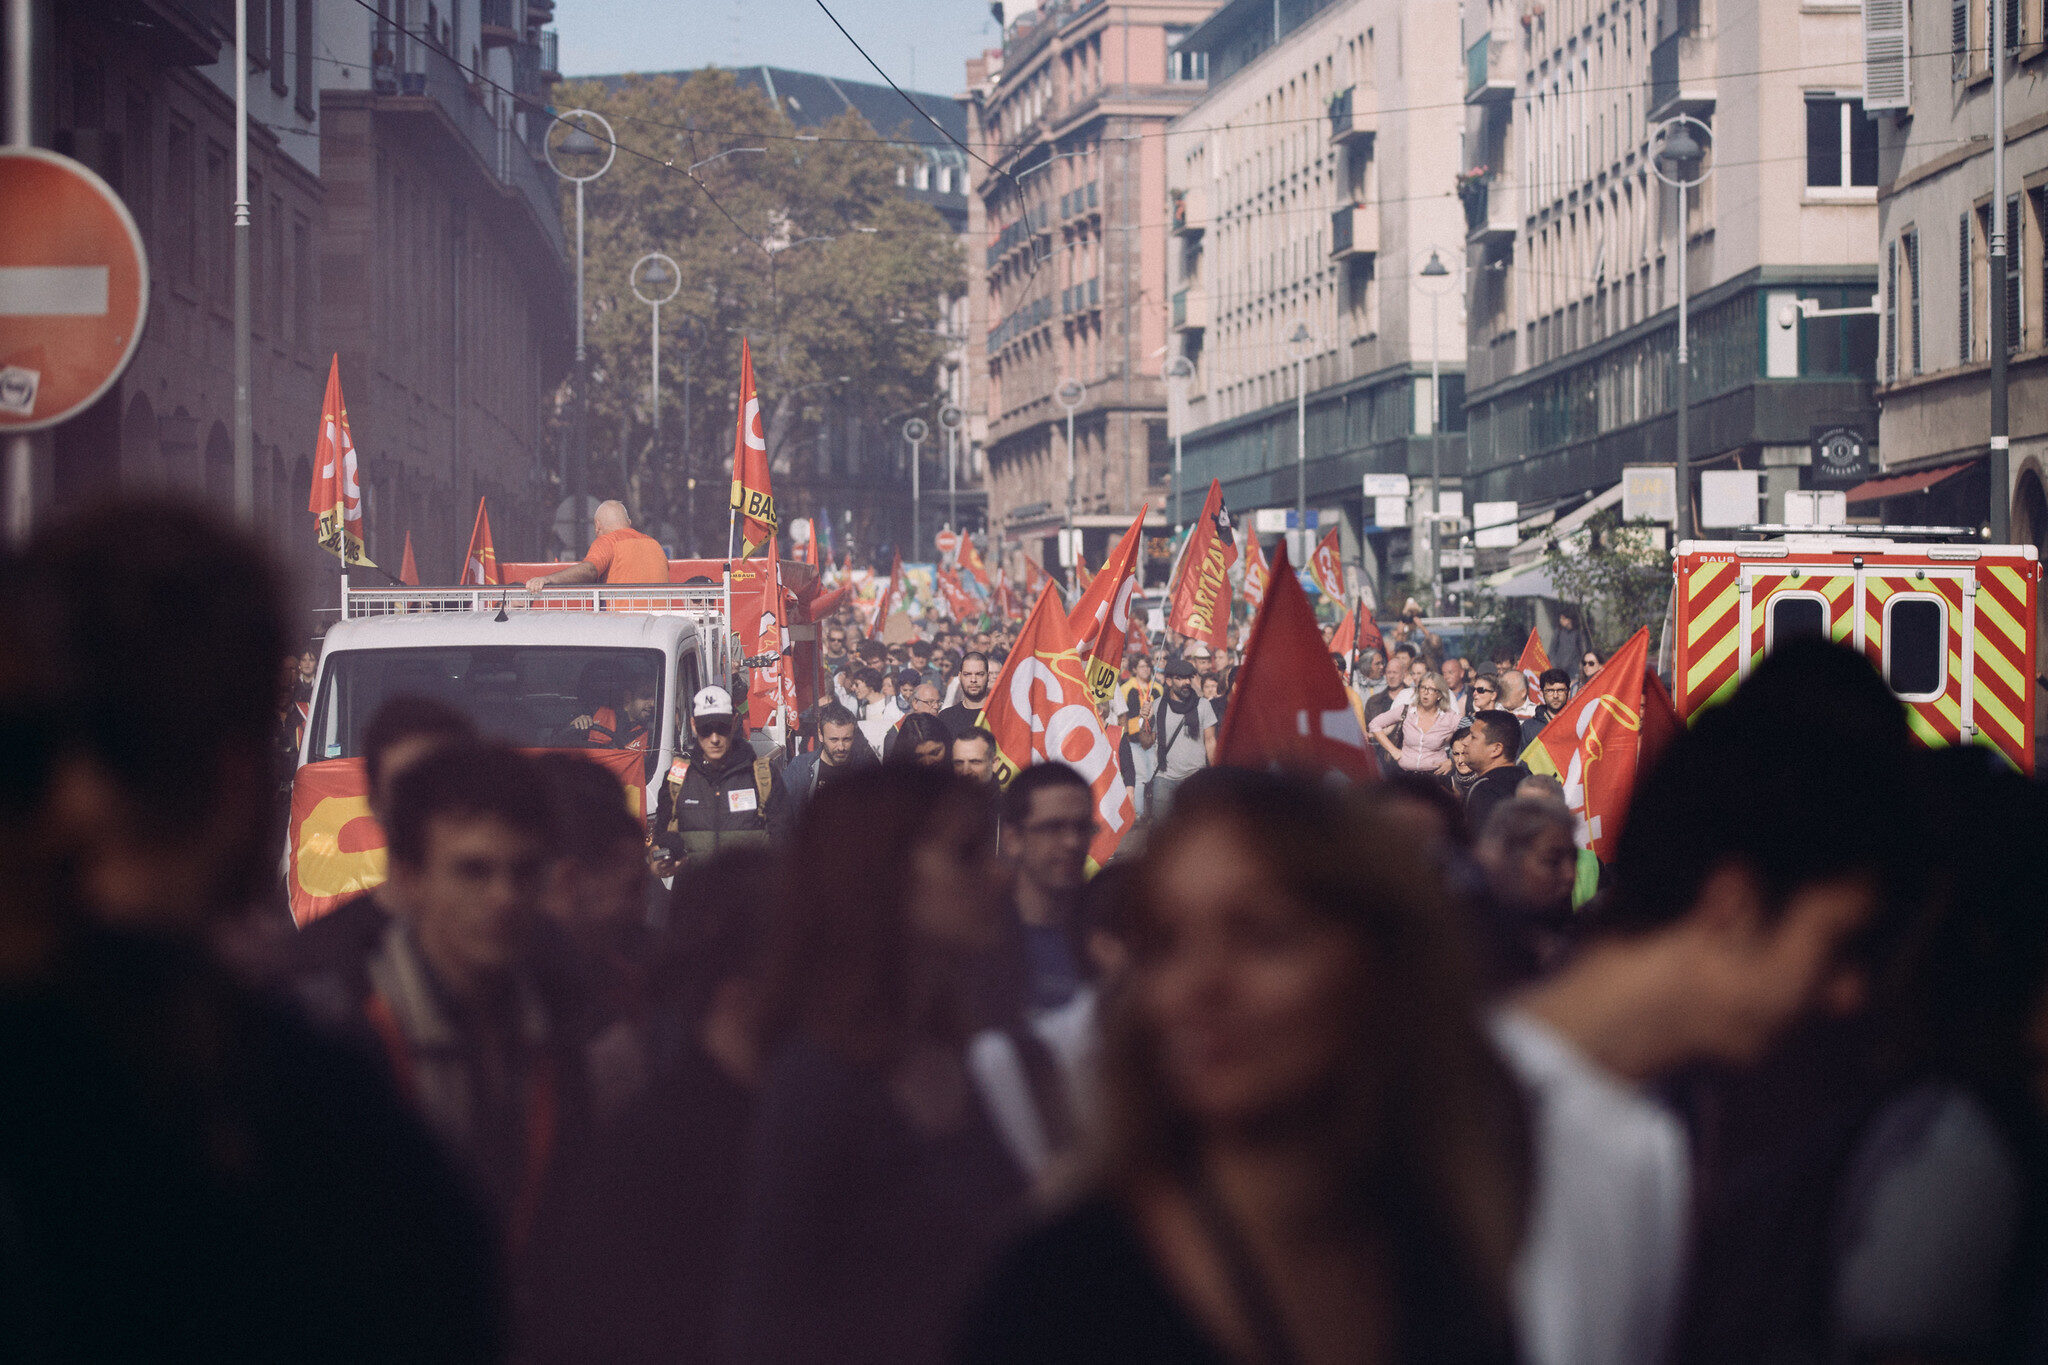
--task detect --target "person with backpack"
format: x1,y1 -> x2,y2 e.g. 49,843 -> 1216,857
650,687 -> 791,876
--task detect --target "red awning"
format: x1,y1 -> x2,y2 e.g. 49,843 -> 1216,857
1844,460 -> 1976,503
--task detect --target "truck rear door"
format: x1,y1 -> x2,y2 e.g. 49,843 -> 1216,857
1856,563 -> 1979,752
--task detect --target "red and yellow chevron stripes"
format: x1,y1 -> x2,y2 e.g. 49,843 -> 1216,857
1974,561 -> 2038,771
1745,570 -> 1857,668
1679,558 -> 1741,715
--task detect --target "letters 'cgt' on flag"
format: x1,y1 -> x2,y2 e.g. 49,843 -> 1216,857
1241,531 -> 1272,614
308,354 -> 374,567
1518,627 -> 1552,687
460,496 -> 500,586
980,583 -> 1135,869
729,339 -> 776,556
1168,479 -> 1236,650
1309,527 -> 1346,600
1520,626 -> 1681,862
1069,505 -> 1148,703
1216,542 -> 1379,782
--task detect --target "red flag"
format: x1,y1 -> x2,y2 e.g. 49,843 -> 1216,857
1355,611 -> 1385,659
1241,531 -> 1272,614
1167,479 -> 1235,650
1069,506 -> 1148,704
398,532 -> 419,586
980,583 -> 1135,868
730,339 -> 776,556
935,566 -> 981,621
1073,553 -> 1094,596
1521,627 -> 1656,861
1518,627 -> 1552,686
460,497 -> 500,586
1023,555 -> 1049,598
308,355 -> 374,567
869,551 -> 904,630
1329,603 -> 1356,660
1308,527 -> 1345,600
802,524 -> 819,568
740,558 -> 796,733
1216,542 -> 1378,782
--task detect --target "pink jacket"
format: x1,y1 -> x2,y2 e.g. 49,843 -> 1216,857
1369,700 -> 1458,772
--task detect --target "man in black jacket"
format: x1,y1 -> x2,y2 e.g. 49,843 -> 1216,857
650,687 -> 791,874
1463,709 -> 1532,836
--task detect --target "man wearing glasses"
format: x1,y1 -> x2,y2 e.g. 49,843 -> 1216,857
822,626 -> 850,674
1001,764 -> 1097,1015
649,686 -> 791,876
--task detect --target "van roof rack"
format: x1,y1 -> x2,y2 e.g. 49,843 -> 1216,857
1731,524 -> 1986,540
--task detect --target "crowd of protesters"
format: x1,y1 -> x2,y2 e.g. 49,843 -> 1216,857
2,499 -> 2045,1365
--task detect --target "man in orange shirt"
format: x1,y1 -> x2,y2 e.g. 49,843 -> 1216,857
525,500 -> 670,590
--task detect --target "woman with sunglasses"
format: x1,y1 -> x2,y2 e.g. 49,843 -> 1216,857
1368,671 -> 1461,777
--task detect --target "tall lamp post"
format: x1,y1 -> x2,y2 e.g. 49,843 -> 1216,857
939,403 -> 965,537
630,253 -> 680,510
1418,249 -> 1454,603
1653,117 -> 1712,543
1056,377 -> 1085,594
1165,354 -> 1194,540
545,109 -> 616,533
904,416 -> 929,559
1289,324 -> 1314,560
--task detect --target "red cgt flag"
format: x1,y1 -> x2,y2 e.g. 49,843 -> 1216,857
730,339 -> 776,557
1069,505 -> 1148,703
1518,627 -> 1552,685
935,565 -> 981,621
1241,530 -> 1272,614
461,497 -> 500,586
1216,542 -> 1378,782
1329,602 -> 1356,661
981,583 -> 1135,868
1308,526 -> 1345,600
1521,627 -> 1668,861
308,354 -> 374,567
398,532 -> 419,586
1168,479 -> 1236,650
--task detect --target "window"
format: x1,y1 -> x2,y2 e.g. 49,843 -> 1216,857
1766,593 -> 1829,651
166,118 -> 194,288
915,161 -> 930,191
1883,595 -> 1946,698
248,172 -> 263,336
2006,194 -> 2025,352
124,91 -> 152,242
268,193 -> 285,338
1952,0 -> 1969,80
1904,228 -> 1922,374
295,0 -> 315,120
1805,96 -> 1878,188
269,0 -> 287,94
205,140 -> 229,305
249,0 -> 268,69
1960,212 -> 1973,362
1167,27 -> 1209,81
292,213 -> 313,351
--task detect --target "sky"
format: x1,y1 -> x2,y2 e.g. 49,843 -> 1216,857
552,0 -> 1002,95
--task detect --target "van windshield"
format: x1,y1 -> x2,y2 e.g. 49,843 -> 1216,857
308,646 -> 666,766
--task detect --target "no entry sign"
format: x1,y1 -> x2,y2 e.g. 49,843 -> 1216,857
0,148 -> 149,432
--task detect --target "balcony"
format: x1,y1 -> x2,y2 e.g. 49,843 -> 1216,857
1328,86 -> 1377,144
1460,175 -> 1516,247
538,28 -> 559,77
1465,33 -> 1515,105
1649,28 -> 1715,120
479,0 -> 519,45
367,14 -> 566,259
1330,204 -> 1379,260
1171,286 -> 1208,332
1170,184 -> 1205,238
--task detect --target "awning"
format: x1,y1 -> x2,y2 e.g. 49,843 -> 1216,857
1491,563 -> 1557,598
1844,461 -> 1975,504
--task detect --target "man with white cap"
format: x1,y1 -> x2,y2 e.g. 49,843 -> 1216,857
649,686 -> 790,874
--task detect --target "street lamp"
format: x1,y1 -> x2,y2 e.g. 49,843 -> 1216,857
1289,324 -> 1314,559
1418,249 -> 1455,604
1056,377 -> 1085,595
1165,354 -> 1194,540
904,416 -> 929,559
630,252 -> 681,496
1653,116 -> 1712,543
939,402 -> 965,540
545,108 -> 616,530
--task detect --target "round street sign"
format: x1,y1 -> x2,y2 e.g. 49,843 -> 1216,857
0,148 -> 149,432
935,528 -> 959,557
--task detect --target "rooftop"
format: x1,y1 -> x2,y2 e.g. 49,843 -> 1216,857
586,64 -> 970,147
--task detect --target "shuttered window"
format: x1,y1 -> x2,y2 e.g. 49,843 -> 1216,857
1960,214 -> 1973,362
1864,0 -> 1911,109
1885,240 -> 1899,381
1906,229 -> 1923,375
2007,195 -> 2025,352
1953,0 -> 1970,80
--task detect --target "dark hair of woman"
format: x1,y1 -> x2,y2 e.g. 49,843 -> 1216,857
1099,767 -> 1529,1362
753,764 -> 998,1066
887,711 -> 955,767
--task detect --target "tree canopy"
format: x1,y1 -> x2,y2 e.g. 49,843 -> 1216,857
551,69 -> 963,555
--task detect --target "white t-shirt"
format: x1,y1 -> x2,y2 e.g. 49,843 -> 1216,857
1491,1008 -> 1691,1365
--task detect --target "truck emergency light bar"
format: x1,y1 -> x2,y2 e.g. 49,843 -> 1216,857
342,585 -> 730,619
1732,524 -> 1987,540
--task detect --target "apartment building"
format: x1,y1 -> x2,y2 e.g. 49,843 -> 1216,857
1166,0 -> 1467,598
968,0 -> 1218,580
1868,0 -> 2048,548
1461,0 -> 1880,528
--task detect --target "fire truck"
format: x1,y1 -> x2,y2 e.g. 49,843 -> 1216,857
1670,529 -> 2040,772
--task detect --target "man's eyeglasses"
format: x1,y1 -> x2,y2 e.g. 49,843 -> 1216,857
693,719 -> 732,738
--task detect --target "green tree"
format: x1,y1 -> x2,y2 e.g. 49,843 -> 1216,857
552,71 -> 963,554
1542,509 -> 1673,652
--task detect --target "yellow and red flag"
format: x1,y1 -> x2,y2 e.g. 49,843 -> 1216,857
1168,479 -> 1235,650
980,582 -> 1135,868
1217,541 -> 1377,782
398,532 -> 419,586
1070,504 -> 1148,703
460,497 -> 500,586
1309,526 -> 1346,600
1520,627 -> 1678,861
309,354 -> 374,567
1241,530 -> 1271,614
729,339 -> 776,556
1518,627 -> 1552,686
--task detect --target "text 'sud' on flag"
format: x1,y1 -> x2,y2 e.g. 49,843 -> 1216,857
1519,627 -> 1676,861
730,338 -> 777,556
1168,479 -> 1235,650
1216,541 -> 1378,782
981,583 -> 1135,869
308,354 -> 374,567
